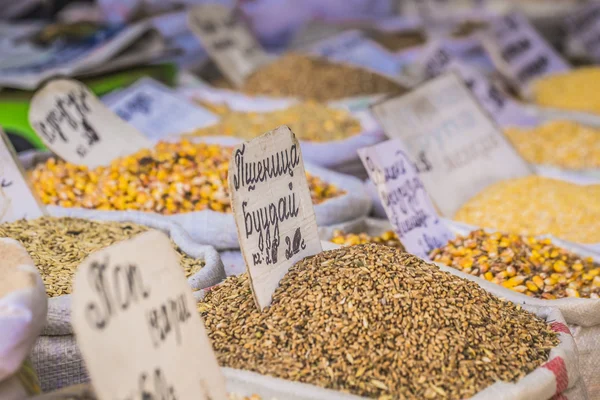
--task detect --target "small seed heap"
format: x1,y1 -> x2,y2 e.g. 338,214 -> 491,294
504,120 -> 600,170
330,229 -> 405,251
199,244 -> 558,400
0,217 -> 205,297
454,176 -> 600,244
368,30 -> 426,51
189,100 -> 362,142
29,141 -> 344,215
241,53 -> 406,101
532,67 -> 600,115
431,229 -> 600,299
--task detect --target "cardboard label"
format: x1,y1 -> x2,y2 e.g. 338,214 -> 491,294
421,43 -> 538,127
103,78 -> 219,141
372,73 -> 532,217
228,126 -> 322,310
0,128 -> 45,223
565,3 -> 600,63
358,139 -> 453,260
29,79 -> 151,168
188,4 -> 270,88
483,13 -> 570,92
308,30 -> 403,77
71,230 -> 227,400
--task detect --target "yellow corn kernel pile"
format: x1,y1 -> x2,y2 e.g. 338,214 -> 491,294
532,67 -> 600,115
504,120 -> 600,170
454,176 -> 600,243
29,140 -> 345,215
430,229 -> 600,299
330,229 -> 405,250
188,100 -> 362,142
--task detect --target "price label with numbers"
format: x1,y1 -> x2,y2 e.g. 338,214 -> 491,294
565,3 -> 600,63
29,79 -> 151,168
188,4 -> 270,88
483,13 -> 570,94
372,73 -> 532,217
103,78 -> 219,141
420,42 -> 537,127
0,128 -> 45,223
71,230 -> 227,400
228,126 -> 322,310
358,139 -> 453,260
308,30 -> 403,78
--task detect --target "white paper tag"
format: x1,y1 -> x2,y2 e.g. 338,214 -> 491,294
483,13 -> 570,93
188,4 -> 270,88
71,230 -> 227,400
420,42 -> 538,127
358,139 -> 453,260
0,128 -> 45,223
308,30 -> 404,78
228,126 -> 322,310
29,79 -> 151,168
372,73 -> 532,217
102,78 -> 219,141
565,3 -> 600,63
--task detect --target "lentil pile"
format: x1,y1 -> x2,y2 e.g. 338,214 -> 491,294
188,101 -> 362,142
330,229 -> 405,250
0,217 -> 205,297
431,230 -> 600,299
504,120 -> 600,170
532,67 -> 600,115
29,141 -> 344,215
241,53 -> 406,101
199,244 -> 558,400
454,176 -> 600,244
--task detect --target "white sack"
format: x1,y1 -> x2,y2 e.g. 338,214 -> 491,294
0,239 -> 47,400
25,214 -> 225,392
324,217 -> 599,399
21,151 -> 372,250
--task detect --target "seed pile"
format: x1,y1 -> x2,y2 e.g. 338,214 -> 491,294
0,217 -> 205,297
431,229 -> 600,299
199,244 -> 558,400
188,100 -> 362,142
368,30 -> 426,51
532,67 -> 600,115
29,141 -> 344,215
330,229 -> 405,250
241,53 -> 406,101
454,176 -> 600,244
504,120 -> 600,170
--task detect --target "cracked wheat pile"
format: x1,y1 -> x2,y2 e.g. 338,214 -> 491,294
0,217 -> 205,297
199,244 -> 558,400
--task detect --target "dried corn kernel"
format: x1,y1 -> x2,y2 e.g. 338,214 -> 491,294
188,100 -> 362,142
532,67 -> 600,115
454,176 -> 600,243
430,229 -> 600,299
504,120 -> 600,170
329,230 -> 405,251
29,141 -> 344,215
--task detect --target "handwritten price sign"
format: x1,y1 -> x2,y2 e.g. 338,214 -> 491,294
228,126 -> 322,310
29,79 -> 150,168
72,231 -> 227,400
359,139 -> 453,260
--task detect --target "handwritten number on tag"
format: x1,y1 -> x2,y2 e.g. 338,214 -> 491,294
285,228 -> 305,260
414,151 -> 432,173
137,368 -> 178,400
